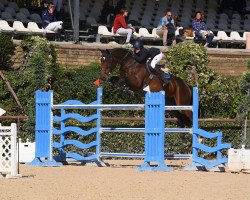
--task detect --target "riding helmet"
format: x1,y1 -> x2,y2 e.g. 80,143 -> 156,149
133,39 -> 144,49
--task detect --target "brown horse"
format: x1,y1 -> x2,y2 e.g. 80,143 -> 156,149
99,48 -> 193,127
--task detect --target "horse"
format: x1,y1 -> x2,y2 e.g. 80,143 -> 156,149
99,48 -> 193,127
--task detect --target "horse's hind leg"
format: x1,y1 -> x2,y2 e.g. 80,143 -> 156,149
174,87 -> 193,127
165,97 -> 187,127
168,110 -> 188,128
181,110 -> 192,127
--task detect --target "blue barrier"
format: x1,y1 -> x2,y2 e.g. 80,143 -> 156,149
27,87 -> 231,172
137,91 -> 173,171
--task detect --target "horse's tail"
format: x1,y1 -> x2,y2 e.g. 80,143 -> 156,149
189,85 -> 193,105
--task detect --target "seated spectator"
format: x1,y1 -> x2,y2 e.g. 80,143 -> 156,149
42,2 -> 63,34
113,7 -> 134,45
192,11 -> 214,47
156,10 -> 176,46
100,0 -> 115,26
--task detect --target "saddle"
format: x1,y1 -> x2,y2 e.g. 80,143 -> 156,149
145,61 -> 170,85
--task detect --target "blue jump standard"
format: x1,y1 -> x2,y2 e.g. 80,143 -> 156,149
27,87 -> 231,172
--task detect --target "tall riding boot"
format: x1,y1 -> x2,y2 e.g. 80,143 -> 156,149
155,66 -> 170,84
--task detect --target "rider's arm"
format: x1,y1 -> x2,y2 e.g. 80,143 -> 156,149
120,16 -> 130,29
133,50 -> 148,63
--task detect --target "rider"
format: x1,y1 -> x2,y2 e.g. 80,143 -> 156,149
132,39 -> 170,83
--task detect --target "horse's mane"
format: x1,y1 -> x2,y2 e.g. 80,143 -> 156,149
110,48 -> 132,58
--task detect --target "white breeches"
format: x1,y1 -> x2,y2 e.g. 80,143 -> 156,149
116,28 -> 133,43
151,52 -> 163,69
45,21 -> 63,32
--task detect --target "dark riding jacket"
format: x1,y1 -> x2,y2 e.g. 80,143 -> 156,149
133,47 -> 161,64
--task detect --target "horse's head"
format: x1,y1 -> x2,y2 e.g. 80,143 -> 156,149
99,49 -> 118,81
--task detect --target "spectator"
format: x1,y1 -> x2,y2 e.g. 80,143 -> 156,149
113,7 -> 134,45
100,0 -> 115,26
114,0 -> 126,15
42,2 -> 63,35
192,11 -> 214,47
156,10 -> 176,46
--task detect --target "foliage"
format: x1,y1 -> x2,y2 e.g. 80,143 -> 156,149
237,59 -> 250,147
53,63 -> 100,104
165,40 -> 243,118
11,36 -> 59,140
20,36 -> 59,89
165,40 -> 209,80
238,69 -> 250,119
0,34 -> 15,70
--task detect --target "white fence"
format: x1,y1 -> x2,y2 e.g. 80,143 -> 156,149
0,123 -> 21,178
228,146 -> 250,173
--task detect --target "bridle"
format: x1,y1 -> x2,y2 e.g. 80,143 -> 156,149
101,50 -> 132,81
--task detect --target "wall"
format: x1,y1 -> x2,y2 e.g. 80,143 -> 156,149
13,43 -> 250,77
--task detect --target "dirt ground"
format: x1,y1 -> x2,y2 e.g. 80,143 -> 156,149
1,159 -> 250,200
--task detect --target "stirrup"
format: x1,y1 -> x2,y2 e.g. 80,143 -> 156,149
156,68 -> 170,84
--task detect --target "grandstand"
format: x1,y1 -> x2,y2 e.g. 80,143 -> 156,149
0,0 -> 250,48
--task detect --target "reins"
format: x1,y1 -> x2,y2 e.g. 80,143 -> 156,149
120,51 -> 130,62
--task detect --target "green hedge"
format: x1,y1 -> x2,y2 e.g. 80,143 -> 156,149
0,34 -> 15,70
166,40 -> 244,118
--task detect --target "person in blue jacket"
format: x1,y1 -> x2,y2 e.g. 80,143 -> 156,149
42,2 -> 63,33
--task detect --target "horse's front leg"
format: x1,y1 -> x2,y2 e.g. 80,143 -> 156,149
109,76 -> 132,94
109,75 -> 126,88
118,69 -> 127,85
109,76 -> 120,86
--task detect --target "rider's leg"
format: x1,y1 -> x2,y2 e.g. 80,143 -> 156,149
151,52 -> 163,69
151,53 -> 170,82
